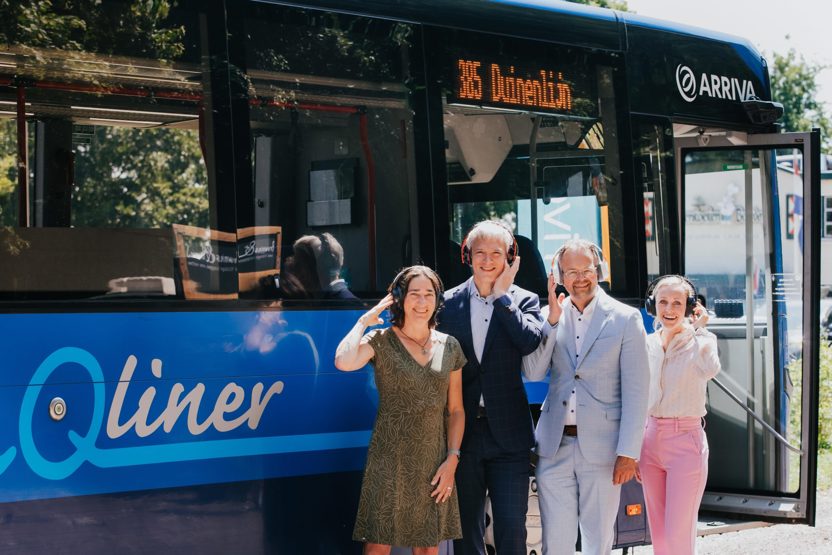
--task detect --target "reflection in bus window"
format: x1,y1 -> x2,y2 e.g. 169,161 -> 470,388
240,6 -> 416,301
635,120 -> 675,284
437,30 -> 625,298
0,1 -> 222,301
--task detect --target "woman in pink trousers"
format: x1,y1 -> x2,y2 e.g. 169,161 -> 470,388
637,275 -> 721,555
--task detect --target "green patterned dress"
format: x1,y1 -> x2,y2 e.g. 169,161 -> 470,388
353,327 -> 467,547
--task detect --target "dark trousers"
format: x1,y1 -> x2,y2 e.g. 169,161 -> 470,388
453,417 -> 530,555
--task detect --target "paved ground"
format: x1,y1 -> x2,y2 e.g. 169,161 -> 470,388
623,488 -> 832,554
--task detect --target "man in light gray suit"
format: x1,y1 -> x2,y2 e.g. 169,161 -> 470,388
523,239 -> 649,555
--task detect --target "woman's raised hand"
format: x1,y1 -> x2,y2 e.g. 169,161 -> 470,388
359,294 -> 395,328
691,301 -> 709,329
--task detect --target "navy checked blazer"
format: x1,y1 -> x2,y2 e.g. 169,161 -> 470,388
437,278 -> 543,452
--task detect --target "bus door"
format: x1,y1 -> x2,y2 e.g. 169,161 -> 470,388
674,129 -> 820,524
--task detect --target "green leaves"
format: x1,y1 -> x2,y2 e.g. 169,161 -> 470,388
71,126 -> 208,228
770,49 -> 831,150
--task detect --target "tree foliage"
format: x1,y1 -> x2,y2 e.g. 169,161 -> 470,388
770,49 -> 832,149
0,123 -> 209,228
0,0 -> 207,229
72,127 -> 208,228
565,0 -> 630,11
0,120 -> 17,224
789,336 -> 832,451
0,0 -> 185,60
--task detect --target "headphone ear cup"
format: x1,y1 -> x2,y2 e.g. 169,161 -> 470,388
592,246 -> 609,281
686,296 -> 696,316
645,296 -> 655,316
597,260 -> 610,282
550,246 -> 564,284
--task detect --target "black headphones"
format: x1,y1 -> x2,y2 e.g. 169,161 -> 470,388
390,267 -> 408,305
388,266 -> 444,327
550,241 -> 609,283
644,275 -> 697,316
460,220 -> 518,266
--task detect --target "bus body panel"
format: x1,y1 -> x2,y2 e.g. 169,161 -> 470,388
0,0 -> 820,550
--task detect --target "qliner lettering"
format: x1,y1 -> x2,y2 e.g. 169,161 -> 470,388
2,347 -> 377,483
107,355 -> 284,438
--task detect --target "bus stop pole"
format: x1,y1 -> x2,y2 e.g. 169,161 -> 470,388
17,83 -> 29,227
745,152 -> 756,488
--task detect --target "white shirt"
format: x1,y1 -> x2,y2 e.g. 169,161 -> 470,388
468,279 -> 496,364
468,279 -> 510,407
646,325 -> 721,417
540,293 -> 599,425
567,295 -> 598,425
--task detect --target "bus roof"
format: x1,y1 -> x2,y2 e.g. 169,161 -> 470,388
264,0 -> 763,59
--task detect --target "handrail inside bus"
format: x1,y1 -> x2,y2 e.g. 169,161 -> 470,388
710,376 -> 803,455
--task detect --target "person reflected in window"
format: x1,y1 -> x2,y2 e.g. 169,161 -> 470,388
313,232 -> 359,300
637,275 -> 721,555
334,266 -> 466,555
280,233 -> 358,301
278,236 -> 321,299
278,233 -> 361,302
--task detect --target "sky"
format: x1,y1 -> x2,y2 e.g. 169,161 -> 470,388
625,0 -> 832,111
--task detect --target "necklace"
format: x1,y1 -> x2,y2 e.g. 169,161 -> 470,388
398,328 -> 432,355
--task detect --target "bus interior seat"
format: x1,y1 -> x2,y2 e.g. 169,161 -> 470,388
447,240 -> 471,287
513,234 -> 547,298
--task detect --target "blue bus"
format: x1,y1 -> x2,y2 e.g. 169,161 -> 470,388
0,0 -> 820,552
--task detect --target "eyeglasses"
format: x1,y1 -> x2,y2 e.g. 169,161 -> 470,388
562,268 -> 598,280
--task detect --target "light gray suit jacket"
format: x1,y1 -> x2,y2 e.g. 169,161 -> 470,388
523,288 -> 650,464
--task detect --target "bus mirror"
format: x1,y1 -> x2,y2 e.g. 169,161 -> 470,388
742,99 -> 784,126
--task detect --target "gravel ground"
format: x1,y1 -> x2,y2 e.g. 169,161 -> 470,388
623,488 -> 832,554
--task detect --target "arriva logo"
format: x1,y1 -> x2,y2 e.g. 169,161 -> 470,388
675,64 -> 757,103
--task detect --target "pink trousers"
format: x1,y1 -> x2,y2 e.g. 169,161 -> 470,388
639,416 -> 708,555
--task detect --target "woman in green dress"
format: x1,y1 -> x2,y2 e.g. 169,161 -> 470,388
335,265 -> 466,555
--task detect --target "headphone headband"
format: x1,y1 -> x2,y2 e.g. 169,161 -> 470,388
387,266 -> 444,327
460,220 -> 518,266
550,240 -> 609,283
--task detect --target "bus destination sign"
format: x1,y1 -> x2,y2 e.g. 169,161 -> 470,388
454,58 -> 578,114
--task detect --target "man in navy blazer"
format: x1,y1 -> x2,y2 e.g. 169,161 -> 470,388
437,220 -> 543,555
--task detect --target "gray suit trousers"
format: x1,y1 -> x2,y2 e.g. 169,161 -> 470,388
536,436 -> 621,555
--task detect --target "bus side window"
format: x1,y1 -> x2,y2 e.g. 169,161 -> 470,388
0,4 -> 223,303
237,5 -> 418,302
